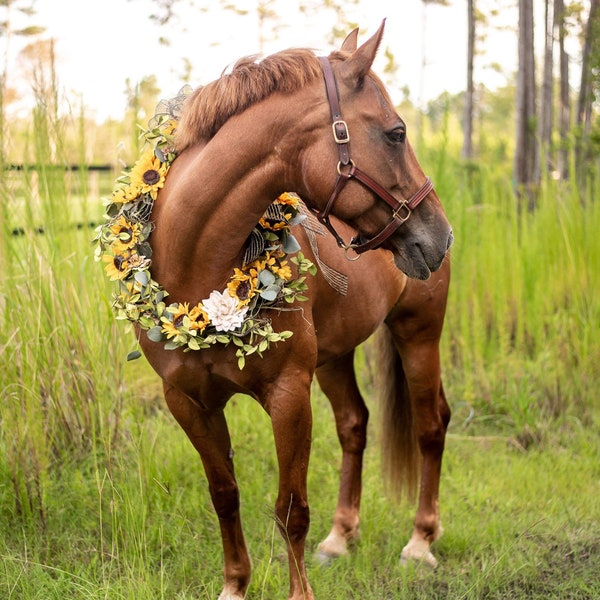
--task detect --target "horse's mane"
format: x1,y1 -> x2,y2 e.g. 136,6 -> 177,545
175,48 -> 326,152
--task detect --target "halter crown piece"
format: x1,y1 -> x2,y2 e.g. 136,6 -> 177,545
314,57 -> 434,257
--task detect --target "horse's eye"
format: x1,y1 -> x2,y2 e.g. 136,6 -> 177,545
386,128 -> 406,144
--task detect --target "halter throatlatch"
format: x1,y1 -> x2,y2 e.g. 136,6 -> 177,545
314,56 -> 434,257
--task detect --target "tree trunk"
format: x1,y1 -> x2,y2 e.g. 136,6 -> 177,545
461,0 -> 475,160
537,0 -> 554,180
577,0 -> 598,133
514,0 -> 537,203
576,0 -> 599,183
555,0 -> 570,180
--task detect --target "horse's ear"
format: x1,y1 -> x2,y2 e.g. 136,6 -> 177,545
339,20 -> 385,86
340,28 -> 359,53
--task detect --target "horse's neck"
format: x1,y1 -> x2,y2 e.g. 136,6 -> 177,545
151,108 -> 292,299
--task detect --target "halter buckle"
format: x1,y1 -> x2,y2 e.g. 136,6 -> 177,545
332,120 -> 350,144
392,203 -> 411,223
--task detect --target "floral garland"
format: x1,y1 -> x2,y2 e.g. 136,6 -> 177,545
94,115 -> 316,369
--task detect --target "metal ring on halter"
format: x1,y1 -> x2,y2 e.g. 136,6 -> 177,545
344,244 -> 362,261
337,159 -> 355,175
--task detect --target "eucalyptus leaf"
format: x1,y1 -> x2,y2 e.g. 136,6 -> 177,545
126,350 -> 142,361
260,288 -> 278,301
289,213 -> 307,226
134,270 -> 149,286
283,233 -> 301,254
258,269 -> 276,287
147,326 -> 164,342
106,203 -> 121,218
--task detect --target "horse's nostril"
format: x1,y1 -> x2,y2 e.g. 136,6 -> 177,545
446,230 -> 454,250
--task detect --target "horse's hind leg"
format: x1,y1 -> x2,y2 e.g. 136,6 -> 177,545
162,383 -> 251,600
314,351 -> 368,561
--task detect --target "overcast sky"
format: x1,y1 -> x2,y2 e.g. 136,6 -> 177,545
4,0 -> 550,122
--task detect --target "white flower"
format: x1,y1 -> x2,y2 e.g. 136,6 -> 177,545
202,290 -> 249,332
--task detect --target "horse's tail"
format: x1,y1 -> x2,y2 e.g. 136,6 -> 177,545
376,324 -> 420,503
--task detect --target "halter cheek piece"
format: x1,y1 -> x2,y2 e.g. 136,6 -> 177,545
314,57 -> 434,257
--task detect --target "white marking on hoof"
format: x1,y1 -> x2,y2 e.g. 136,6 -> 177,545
315,530 -> 350,564
218,588 -> 245,600
400,537 -> 439,569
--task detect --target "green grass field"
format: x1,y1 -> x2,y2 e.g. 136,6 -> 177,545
1,129 -> 599,598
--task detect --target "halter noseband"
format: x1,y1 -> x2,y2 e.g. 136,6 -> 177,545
314,57 -> 434,257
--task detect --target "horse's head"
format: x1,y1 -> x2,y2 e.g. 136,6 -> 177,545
302,21 -> 453,280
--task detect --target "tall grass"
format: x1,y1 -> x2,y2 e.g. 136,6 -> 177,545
0,98 -> 598,598
416,118 -> 600,439
0,102 -> 134,529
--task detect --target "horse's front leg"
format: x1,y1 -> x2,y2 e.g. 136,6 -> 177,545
162,383 -> 251,600
396,343 -> 450,568
390,262 -> 451,568
263,370 -> 315,600
314,352 -> 367,561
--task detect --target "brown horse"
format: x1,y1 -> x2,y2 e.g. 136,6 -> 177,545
138,23 -> 452,600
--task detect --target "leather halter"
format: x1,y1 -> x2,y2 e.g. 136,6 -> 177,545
314,56 -> 434,256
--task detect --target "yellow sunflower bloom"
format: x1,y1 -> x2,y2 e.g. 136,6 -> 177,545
258,215 -> 288,230
112,183 -> 141,204
276,192 -> 300,208
227,268 -> 258,307
189,303 -> 209,333
129,150 -> 168,200
272,260 -> 292,281
108,215 -> 143,254
162,119 -> 177,137
254,253 -> 278,272
102,252 -> 132,281
161,302 -> 209,339
161,303 -> 190,339
161,320 -> 181,340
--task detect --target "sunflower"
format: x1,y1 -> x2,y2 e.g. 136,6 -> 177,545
108,215 -> 143,250
189,303 -> 209,333
271,260 -> 292,281
161,303 -> 189,340
111,183 -> 142,205
102,252 -> 133,281
258,215 -> 288,231
129,149 -> 168,200
276,191 -> 300,208
162,302 -> 209,339
253,252 -> 278,273
227,268 -> 258,307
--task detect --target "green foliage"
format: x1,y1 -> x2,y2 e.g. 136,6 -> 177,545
418,137 -> 599,440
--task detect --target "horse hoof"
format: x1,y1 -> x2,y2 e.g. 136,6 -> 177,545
315,532 -> 350,565
217,590 -> 245,600
315,544 -> 347,565
400,545 -> 438,569
315,549 -> 336,566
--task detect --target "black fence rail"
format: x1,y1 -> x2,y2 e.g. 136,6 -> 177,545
4,165 -> 118,236
4,164 -> 116,172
